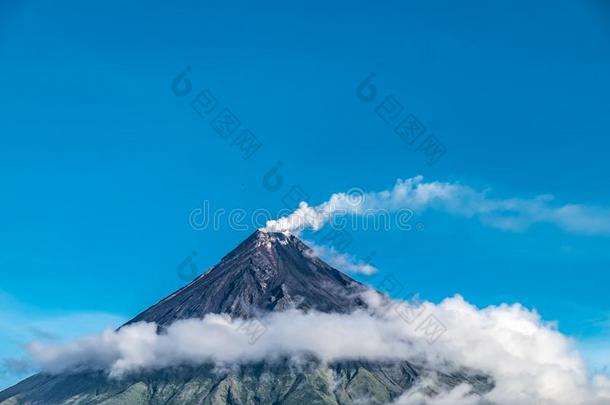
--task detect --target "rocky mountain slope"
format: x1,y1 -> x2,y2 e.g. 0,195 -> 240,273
127,231 -> 368,325
0,230 -> 493,404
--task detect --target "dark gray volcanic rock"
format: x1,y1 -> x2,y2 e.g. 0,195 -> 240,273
0,230 -> 495,404
127,230 -> 368,326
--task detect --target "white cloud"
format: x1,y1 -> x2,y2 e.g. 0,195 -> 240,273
26,290 -> 610,404
393,382 -> 481,405
305,241 -> 378,275
262,176 -> 610,236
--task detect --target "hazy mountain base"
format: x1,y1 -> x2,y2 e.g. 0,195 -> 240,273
0,360 -> 493,405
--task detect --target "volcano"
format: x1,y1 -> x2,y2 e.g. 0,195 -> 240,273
127,230 -> 369,325
0,230 -> 493,404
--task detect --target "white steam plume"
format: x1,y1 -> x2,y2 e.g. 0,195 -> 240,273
262,175 -> 610,236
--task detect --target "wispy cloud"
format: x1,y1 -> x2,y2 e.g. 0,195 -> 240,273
263,175 -> 610,236
305,241 -> 378,275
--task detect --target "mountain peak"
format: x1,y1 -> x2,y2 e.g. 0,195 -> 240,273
230,229 -> 296,252
218,230 -> 310,266
127,230 -> 368,326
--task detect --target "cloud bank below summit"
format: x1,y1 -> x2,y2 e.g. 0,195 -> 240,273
263,175 -> 610,236
27,291 -> 610,405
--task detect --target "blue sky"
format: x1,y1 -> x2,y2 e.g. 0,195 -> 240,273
1,0 -> 610,389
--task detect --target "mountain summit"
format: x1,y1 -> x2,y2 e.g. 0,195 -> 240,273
127,230 -> 368,326
0,230 -> 493,405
